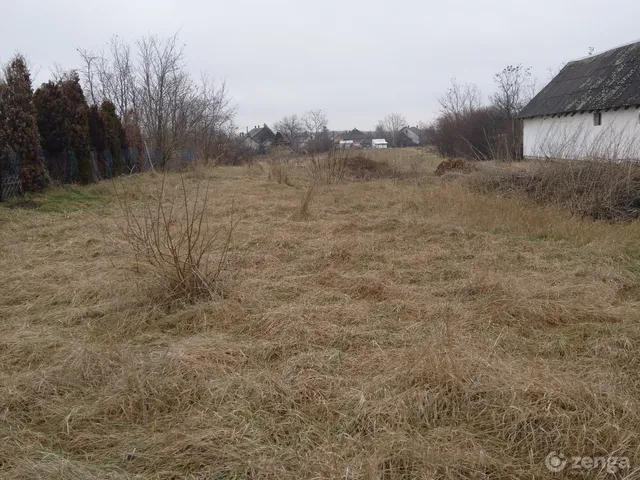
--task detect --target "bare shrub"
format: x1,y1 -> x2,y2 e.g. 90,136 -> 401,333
296,182 -> 316,219
115,173 -> 237,303
268,160 -> 291,185
308,148 -> 349,184
470,160 -> 640,220
435,158 -> 477,176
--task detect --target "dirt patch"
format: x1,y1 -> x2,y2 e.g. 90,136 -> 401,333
435,158 -> 477,176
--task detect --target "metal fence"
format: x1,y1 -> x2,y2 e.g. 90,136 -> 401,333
0,147 -> 195,201
0,151 -> 22,201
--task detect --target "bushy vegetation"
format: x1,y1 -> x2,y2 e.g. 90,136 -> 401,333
1,33 -> 237,194
469,159 -> 640,221
432,66 -> 533,161
115,173 -> 237,304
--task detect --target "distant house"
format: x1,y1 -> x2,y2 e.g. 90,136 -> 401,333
397,126 -> 422,147
240,124 -> 275,154
372,139 -> 388,149
337,128 -> 369,149
519,41 -> 640,160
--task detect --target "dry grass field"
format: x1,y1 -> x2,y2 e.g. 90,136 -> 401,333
2,148 -> 640,479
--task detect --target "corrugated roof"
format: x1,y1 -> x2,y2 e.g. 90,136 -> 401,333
519,41 -> 640,118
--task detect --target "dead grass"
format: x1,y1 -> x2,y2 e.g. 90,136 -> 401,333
469,159 -> 640,220
268,159 -> 292,186
435,157 -> 477,176
1,149 -> 640,478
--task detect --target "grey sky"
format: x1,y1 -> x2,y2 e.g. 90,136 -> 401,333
3,0 -> 640,132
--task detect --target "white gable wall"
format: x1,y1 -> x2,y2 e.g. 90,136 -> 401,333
523,108 -> 640,160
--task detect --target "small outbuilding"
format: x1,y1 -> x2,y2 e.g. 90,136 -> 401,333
519,40 -> 640,160
372,139 -> 388,149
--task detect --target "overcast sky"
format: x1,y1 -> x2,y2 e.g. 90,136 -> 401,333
2,0 -> 640,131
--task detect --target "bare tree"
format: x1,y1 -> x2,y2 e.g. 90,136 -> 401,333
192,75 -> 236,163
382,112 -> 407,147
302,109 -> 330,153
101,36 -> 137,117
76,33 -> 235,168
438,79 -> 482,119
489,64 -> 536,161
274,114 -> 304,151
77,48 -> 99,105
303,109 -> 328,136
490,64 -> 534,119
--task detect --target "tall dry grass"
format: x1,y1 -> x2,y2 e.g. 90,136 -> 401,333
469,159 -> 640,221
268,159 -> 292,185
307,148 -> 349,184
1,153 -> 640,478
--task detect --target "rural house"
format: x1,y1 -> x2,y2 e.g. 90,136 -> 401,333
336,128 -> 369,149
240,124 -> 275,154
519,40 -> 640,160
397,126 -> 421,147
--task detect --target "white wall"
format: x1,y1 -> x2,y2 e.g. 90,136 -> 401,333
523,108 -> 640,160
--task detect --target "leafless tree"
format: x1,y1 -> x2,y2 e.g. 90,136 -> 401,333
192,75 -> 236,163
76,34 -> 235,168
303,109 -> 328,137
101,36 -> 137,117
302,109 -> 330,153
274,114 -> 304,151
490,64 -> 534,119
77,48 -> 100,105
489,64 -> 536,161
382,112 -> 407,147
438,79 -> 482,119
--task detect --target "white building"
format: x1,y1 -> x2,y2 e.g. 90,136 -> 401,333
372,139 -> 388,149
520,41 -> 640,161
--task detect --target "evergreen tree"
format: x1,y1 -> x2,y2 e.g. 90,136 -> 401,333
88,105 -> 108,178
34,81 -> 67,154
60,73 -> 92,183
100,100 -> 124,175
35,73 -> 93,183
123,109 -> 144,171
2,55 -> 49,191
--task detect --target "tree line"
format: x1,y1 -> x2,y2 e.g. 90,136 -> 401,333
0,34 -> 236,192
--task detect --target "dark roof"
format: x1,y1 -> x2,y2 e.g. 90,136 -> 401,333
519,41 -> 640,118
273,132 -> 290,146
342,128 -> 368,141
247,125 -> 274,144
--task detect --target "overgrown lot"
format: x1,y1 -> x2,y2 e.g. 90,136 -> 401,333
1,149 -> 640,479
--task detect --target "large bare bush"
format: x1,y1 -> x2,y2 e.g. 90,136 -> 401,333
470,159 -> 640,221
116,173 -> 237,303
